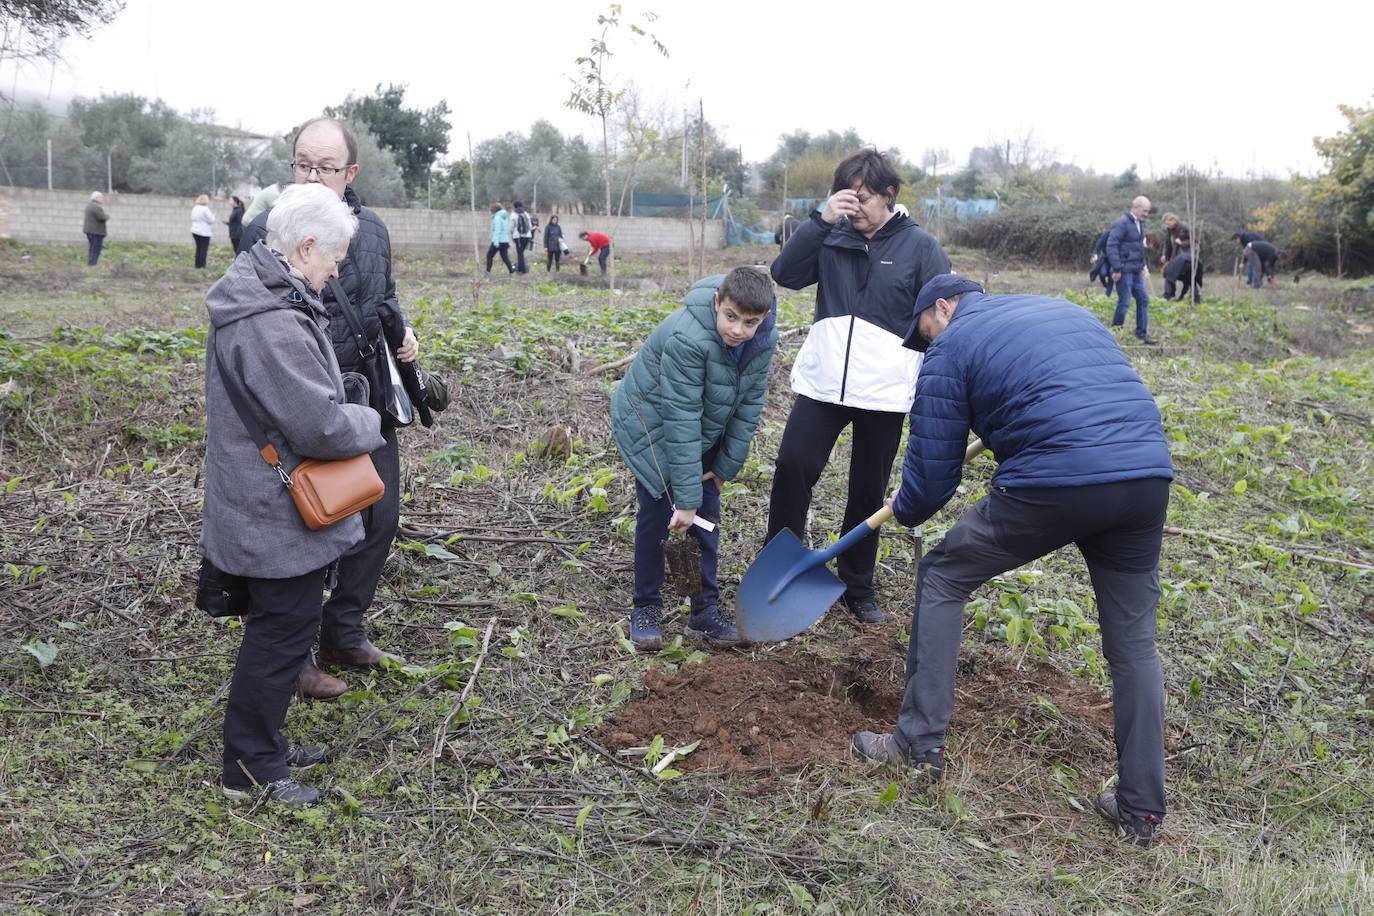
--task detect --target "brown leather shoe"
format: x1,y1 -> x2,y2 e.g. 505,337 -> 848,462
296,661 -> 347,700
317,640 -> 403,671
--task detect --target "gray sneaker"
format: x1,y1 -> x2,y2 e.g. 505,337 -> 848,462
1092,789 -> 1161,847
223,777 -> 321,808
851,731 -> 944,780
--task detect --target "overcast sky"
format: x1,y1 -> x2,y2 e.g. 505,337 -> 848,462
5,0 -> 1372,180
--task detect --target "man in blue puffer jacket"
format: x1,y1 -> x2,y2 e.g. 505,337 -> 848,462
851,274 -> 1174,848
1106,196 -> 1157,344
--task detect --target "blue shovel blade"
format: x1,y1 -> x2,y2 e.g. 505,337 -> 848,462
736,529 -> 846,643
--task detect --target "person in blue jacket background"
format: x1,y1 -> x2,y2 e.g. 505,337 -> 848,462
851,274 -> 1174,848
1106,196 -> 1157,344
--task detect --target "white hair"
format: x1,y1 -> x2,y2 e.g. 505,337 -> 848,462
265,183 -> 358,257
90,191 -> 103,202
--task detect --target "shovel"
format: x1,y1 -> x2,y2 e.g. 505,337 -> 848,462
737,439 -> 987,643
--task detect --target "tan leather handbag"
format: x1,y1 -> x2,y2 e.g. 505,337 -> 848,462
282,452 -> 384,531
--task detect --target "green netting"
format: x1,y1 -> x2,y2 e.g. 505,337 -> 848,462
726,222 -> 774,246
630,192 -> 726,218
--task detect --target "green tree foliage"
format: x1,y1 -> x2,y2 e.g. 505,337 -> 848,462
471,122 -> 598,210
426,159 -> 471,211
1251,97 -> 1374,273
758,129 -> 866,198
67,93 -> 179,192
0,0 -> 123,70
326,83 -> 451,197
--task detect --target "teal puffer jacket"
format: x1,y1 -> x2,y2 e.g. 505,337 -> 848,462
611,274 -> 777,510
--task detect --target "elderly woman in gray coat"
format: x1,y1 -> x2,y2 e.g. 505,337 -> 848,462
201,182 -> 384,807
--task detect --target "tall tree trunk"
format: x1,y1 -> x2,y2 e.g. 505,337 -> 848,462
602,113 -> 615,295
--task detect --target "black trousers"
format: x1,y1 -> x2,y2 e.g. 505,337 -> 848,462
486,242 -> 513,272
1164,255 -> 1203,302
896,478 -> 1170,820
546,249 -> 562,271
223,564 -> 330,785
765,394 -> 906,604
514,237 -> 531,272
319,428 -> 400,650
193,233 -> 210,268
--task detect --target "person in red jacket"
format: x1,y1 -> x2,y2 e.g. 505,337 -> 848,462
579,230 -> 612,274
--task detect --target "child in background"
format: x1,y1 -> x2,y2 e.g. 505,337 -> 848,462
610,268 -> 778,649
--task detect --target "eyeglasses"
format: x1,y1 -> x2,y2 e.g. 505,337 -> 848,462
290,161 -> 353,177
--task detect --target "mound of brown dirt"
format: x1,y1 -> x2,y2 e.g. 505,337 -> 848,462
597,631 -> 1116,772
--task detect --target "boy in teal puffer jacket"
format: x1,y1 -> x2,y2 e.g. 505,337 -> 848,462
611,267 -> 777,650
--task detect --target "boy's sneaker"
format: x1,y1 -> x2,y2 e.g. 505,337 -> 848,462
851,732 -> 944,780
684,604 -> 741,648
222,778 -> 321,808
629,605 -> 663,652
1092,789 -> 1161,847
284,744 -> 328,769
846,598 -> 886,625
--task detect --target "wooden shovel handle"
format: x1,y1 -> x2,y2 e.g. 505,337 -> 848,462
861,437 -> 987,529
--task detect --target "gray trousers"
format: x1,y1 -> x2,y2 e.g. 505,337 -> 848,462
895,478 -> 1170,820
319,428 -> 400,650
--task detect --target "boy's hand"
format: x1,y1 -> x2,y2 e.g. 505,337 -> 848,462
701,471 -> 724,493
669,507 -> 697,532
886,489 -> 899,511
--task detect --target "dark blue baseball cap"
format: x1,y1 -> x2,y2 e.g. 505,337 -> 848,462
902,274 -> 984,351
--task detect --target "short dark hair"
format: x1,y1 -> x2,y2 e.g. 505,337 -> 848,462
717,267 -> 773,315
293,117 -> 359,165
831,148 -> 901,207
231,196 -> 243,206
513,200 -> 523,208
578,231 -> 589,239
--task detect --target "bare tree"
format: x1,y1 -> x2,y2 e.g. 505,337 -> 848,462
565,3 -> 668,295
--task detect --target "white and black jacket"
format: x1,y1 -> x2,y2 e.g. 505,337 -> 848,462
771,210 -> 950,413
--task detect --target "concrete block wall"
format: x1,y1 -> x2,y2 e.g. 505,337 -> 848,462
0,186 -> 724,254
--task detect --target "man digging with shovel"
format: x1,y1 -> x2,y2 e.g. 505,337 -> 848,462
850,274 -> 1175,847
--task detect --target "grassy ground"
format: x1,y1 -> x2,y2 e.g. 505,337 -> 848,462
1,238 -> 1372,914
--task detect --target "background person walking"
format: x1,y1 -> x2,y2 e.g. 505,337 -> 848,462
486,202 -> 513,273
1106,195 -> 1156,344
511,201 -> 534,273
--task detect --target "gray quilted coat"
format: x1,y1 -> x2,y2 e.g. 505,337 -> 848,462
199,242 -> 385,579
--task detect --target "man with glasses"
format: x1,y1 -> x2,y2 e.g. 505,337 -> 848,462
240,116 -> 418,699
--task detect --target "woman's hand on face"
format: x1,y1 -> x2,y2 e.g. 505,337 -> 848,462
396,327 -> 419,363
821,189 -> 860,225
669,507 -> 697,532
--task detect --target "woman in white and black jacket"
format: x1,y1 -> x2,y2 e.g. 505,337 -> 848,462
767,149 -> 950,624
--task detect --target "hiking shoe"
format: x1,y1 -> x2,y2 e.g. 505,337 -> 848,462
629,605 -> 663,652
1092,789 -> 1161,847
1136,334 -> 1159,345
851,732 -> 944,780
684,604 -> 741,648
284,744 -> 327,769
846,598 -> 886,625
223,778 -> 321,808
